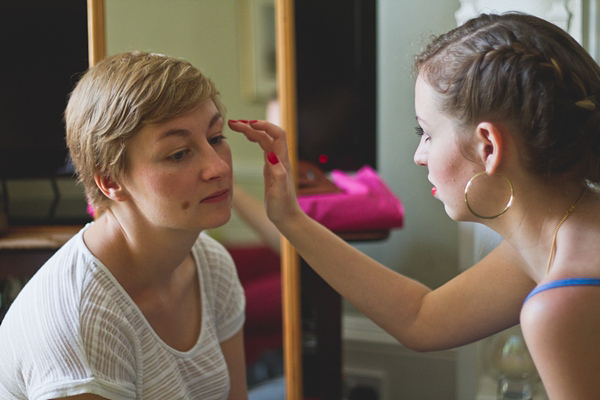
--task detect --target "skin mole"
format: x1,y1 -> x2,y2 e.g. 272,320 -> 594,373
181,200 -> 190,210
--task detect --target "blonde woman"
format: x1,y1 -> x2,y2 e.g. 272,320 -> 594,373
0,52 -> 247,399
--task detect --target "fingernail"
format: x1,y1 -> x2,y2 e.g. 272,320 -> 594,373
239,119 -> 249,124
249,120 -> 258,124
229,119 -> 238,123
267,151 -> 279,165
432,187 -> 437,196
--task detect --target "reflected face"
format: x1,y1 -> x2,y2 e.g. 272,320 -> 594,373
413,74 -> 479,220
122,99 -> 233,231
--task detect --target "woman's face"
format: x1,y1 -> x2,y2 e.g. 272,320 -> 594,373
121,99 -> 233,231
413,74 -> 480,221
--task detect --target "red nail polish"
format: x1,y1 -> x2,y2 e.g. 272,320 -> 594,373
229,119 -> 238,123
267,151 -> 279,165
432,187 -> 437,196
239,119 -> 249,124
249,120 -> 258,124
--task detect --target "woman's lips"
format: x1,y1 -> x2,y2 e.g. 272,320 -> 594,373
201,189 -> 230,203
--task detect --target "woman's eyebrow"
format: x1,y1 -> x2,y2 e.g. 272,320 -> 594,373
157,129 -> 190,141
157,112 -> 223,141
209,112 -> 223,128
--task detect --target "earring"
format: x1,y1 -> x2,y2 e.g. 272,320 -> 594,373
464,171 -> 514,219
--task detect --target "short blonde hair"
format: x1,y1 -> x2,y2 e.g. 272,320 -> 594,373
65,51 -> 225,213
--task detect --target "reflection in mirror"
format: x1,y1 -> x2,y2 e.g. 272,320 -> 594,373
101,0 -> 287,396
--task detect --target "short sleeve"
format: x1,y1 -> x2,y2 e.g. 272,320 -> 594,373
197,233 -> 246,342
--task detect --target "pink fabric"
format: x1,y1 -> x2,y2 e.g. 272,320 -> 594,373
298,166 -> 404,232
86,203 -> 96,218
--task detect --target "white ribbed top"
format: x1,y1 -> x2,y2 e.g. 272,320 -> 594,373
0,227 -> 245,400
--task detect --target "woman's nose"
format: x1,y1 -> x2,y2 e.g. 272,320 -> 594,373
414,141 -> 427,166
200,147 -> 231,181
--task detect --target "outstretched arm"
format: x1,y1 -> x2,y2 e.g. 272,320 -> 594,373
228,120 -> 536,351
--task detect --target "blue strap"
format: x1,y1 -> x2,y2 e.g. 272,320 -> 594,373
524,278 -> 600,304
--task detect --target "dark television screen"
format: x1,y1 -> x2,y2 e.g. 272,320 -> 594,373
0,1 -> 88,178
295,0 -> 376,172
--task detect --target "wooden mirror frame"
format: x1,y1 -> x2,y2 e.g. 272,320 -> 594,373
87,0 -> 304,398
87,0 -> 105,67
274,1 -> 303,399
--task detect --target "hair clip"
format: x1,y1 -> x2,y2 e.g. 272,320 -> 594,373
575,96 -> 597,111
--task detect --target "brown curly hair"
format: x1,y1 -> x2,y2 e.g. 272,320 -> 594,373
415,12 -> 600,188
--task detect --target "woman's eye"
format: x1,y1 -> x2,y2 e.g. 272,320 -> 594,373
209,134 -> 227,146
168,150 -> 189,161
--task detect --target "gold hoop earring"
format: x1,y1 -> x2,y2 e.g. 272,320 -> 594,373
464,171 -> 514,219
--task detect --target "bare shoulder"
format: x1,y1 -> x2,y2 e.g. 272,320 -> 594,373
521,284 -> 600,398
521,279 -> 600,335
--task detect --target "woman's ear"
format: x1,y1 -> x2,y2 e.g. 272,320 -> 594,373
474,122 -> 504,174
94,173 -> 129,202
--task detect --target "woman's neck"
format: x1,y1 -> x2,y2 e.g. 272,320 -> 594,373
83,207 -> 201,293
483,182 -> 592,282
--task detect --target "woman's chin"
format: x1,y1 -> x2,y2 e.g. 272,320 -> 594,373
443,204 -> 473,223
203,211 -> 232,230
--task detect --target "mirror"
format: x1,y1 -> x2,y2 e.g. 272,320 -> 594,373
88,1 -> 303,398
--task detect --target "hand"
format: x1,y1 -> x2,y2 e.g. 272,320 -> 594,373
228,119 -> 302,228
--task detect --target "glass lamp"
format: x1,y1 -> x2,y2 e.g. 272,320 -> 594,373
482,327 -> 539,400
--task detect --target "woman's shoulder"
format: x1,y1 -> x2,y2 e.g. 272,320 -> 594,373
2,227 -> 132,336
520,279 -> 600,397
9,229 -> 95,305
0,229 -> 138,381
521,277 -> 600,343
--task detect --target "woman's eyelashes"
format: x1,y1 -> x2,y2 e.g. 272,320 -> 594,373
168,149 -> 190,161
415,126 -> 430,141
209,134 -> 227,146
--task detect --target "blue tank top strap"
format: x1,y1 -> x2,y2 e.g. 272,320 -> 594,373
524,278 -> 600,304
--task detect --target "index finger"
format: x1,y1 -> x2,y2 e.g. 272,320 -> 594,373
229,120 -> 290,162
249,121 -> 291,168
228,120 -> 272,151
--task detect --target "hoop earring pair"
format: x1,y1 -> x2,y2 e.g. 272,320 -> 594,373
464,171 -> 514,219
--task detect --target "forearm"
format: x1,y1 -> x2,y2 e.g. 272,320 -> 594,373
277,211 -> 435,349
228,120 -> 531,352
